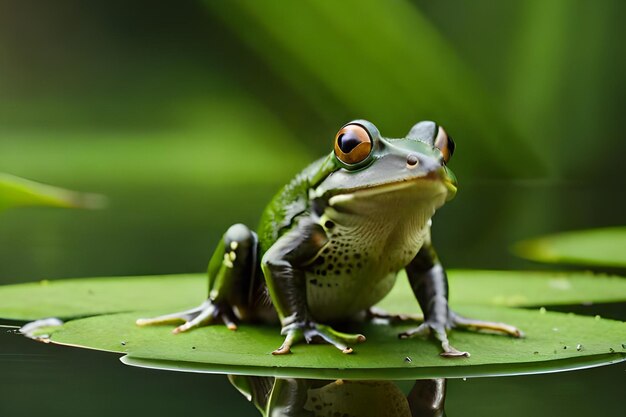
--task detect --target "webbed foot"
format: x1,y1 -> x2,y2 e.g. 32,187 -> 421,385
399,320 -> 469,357
136,300 -> 238,333
272,322 -> 366,355
399,312 -> 523,358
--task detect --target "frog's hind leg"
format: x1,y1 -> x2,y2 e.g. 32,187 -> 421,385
136,223 -> 261,333
401,241 -> 523,358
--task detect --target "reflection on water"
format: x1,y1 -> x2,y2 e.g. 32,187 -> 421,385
228,376 -> 446,417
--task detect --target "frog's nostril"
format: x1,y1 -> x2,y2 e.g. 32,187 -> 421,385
407,154 -> 419,168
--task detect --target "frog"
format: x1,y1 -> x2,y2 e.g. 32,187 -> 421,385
137,120 -> 522,357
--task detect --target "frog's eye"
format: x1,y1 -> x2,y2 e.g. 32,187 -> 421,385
334,124 -> 373,165
434,126 -> 455,164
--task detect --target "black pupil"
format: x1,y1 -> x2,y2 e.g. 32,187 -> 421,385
447,135 -> 455,157
337,131 -> 362,153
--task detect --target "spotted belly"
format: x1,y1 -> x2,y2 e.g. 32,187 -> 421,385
305,268 -> 398,322
304,224 -> 426,322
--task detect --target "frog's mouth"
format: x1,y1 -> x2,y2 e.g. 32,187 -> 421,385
327,169 -> 455,201
327,170 -> 455,209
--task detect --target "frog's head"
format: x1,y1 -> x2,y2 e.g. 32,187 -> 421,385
314,120 -> 457,204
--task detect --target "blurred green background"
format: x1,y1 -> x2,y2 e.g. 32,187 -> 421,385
0,0 -> 624,282
0,1 -> 624,416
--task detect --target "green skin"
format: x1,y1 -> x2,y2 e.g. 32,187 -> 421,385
137,120 -> 522,356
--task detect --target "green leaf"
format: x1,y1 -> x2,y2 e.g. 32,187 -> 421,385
387,270 -> 626,311
0,274 -> 204,321
1,270 -> 625,321
0,173 -> 104,212
513,227 -> 626,269
42,307 -> 626,379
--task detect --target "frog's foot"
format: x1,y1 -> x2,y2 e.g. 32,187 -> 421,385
449,312 -> 524,338
272,322 -> 366,355
399,321 -> 470,358
367,307 -> 424,324
136,300 -> 238,334
399,313 -> 523,358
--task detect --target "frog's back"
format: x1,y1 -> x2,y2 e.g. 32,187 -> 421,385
257,157 -> 327,255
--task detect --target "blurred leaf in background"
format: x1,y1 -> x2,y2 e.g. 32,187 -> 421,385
205,0 -> 544,179
0,173 -> 104,212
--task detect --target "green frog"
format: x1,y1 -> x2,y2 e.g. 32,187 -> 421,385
137,120 -> 521,357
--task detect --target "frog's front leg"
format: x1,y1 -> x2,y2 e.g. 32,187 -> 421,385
262,218 -> 365,355
400,243 -> 522,358
137,223 -> 263,333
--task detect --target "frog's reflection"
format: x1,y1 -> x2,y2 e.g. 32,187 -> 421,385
228,375 -> 447,417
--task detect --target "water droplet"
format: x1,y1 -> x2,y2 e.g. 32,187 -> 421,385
609,347 -> 615,353
533,351 -> 539,355
121,341 -> 126,346
462,377 -> 467,381
622,343 -> 626,349
594,315 -> 601,321
563,345 -> 567,350
576,344 -> 584,352
192,346 -> 196,350
404,356 -> 412,363
539,307 -> 546,314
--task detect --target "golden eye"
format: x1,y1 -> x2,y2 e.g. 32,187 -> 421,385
434,126 -> 455,164
334,124 -> 372,165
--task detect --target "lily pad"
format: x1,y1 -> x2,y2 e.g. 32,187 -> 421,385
0,274 -> 203,321
0,173 -> 104,212
42,307 -> 626,380
2,270 -> 626,321
513,227 -> 626,268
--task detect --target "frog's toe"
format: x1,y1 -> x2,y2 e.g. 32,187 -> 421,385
398,322 -> 430,339
272,328 -> 303,355
136,303 -> 206,327
304,324 -> 365,353
439,344 -> 470,358
172,303 -> 217,334
399,322 -> 470,358
314,325 -> 366,344
451,312 -> 524,338
367,307 -> 424,324
272,344 -> 292,355
273,323 -> 365,354
136,300 -> 238,333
